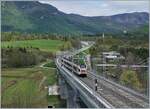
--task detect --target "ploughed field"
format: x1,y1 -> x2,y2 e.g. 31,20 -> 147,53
1,39 -> 65,52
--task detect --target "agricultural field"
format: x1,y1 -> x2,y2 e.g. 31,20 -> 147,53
1,39 -> 65,52
1,64 -> 65,108
1,38 -> 67,107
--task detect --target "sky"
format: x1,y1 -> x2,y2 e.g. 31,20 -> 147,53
39,0 -> 149,16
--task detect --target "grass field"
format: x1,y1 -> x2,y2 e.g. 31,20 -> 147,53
43,60 -> 56,68
1,39 -> 66,107
1,39 -> 65,52
1,66 -> 65,108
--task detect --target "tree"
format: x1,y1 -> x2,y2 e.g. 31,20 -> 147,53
110,45 -> 119,51
61,41 -> 72,50
120,69 -> 142,90
126,52 -> 135,65
89,46 -> 97,56
70,38 -> 81,48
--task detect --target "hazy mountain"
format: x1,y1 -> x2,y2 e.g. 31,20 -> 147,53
1,1 -> 149,35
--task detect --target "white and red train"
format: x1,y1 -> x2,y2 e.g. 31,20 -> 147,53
60,56 -> 87,77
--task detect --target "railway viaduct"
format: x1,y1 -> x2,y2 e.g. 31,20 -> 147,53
55,44 -> 149,108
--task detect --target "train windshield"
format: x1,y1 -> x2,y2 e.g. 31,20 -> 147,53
80,65 -> 86,68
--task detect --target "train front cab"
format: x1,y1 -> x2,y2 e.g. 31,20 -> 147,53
78,65 -> 87,77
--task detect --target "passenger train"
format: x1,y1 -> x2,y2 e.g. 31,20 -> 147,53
61,56 -> 87,77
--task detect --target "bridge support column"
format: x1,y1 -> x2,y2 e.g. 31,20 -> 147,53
57,68 -> 88,108
67,85 -> 80,108
58,71 -> 83,108
58,74 -> 68,99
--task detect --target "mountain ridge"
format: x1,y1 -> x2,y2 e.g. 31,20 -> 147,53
1,1 -> 149,35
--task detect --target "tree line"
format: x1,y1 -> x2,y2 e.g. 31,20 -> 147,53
2,47 -> 54,68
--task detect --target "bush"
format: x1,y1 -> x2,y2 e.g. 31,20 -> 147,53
120,69 -> 142,90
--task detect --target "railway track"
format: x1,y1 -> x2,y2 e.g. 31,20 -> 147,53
59,57 -> 149,108
88,72 -> 149,101
80,72 -> 149,108
57,43 -> 149,108
80,75 -> 129,107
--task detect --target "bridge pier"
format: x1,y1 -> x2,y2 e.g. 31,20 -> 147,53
58,72 -> 85,108
66,84 -> 80,108
58,74 -> 68,99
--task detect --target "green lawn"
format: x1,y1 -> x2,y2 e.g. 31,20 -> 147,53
1,39 -> 65,52
1,67 -> 63,108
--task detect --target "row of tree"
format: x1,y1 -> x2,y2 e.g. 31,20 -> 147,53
89,37 -> 148,61
2,47 -> 53,68
1,32 -> 74,41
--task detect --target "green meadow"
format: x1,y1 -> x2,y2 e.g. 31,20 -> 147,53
1,39 -> 67,107
1,66 -> 65,108
1,39 -> 65,52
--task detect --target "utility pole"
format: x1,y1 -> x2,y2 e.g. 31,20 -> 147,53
95,78 -> 98,91
93,65 -> 98,91
102,33 -> 106,77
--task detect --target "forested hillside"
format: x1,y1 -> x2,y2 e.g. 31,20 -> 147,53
1,1 -> 149,35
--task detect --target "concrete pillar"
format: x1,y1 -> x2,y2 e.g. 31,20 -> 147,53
66,85 -> 80,108
58,74 -> 68,99
57,69 -> 86,108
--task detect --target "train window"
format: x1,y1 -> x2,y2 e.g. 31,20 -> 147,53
80,65 -> 86,68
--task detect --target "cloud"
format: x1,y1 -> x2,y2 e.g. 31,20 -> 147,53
39,0 -> 149,16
